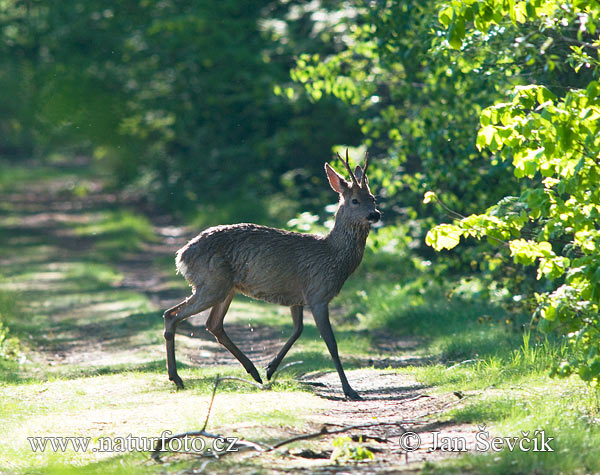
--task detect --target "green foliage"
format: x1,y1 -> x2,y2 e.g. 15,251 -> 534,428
0,1 -> 360,213
290,0 -> 520,222
330,436 -> 375,463
287,1 -> 536,314
426,1 -> 600,382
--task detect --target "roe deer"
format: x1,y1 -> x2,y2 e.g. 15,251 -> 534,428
163,150 -> 380,400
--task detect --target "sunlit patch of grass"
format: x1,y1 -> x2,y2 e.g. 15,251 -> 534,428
341,277 -> 527,362
0,370 -> 325,474
2,262 -> 123,293
11,453 -> 154,475
347,264 -> 600,474
412,334 -> 571,391
0,259 -> 158,381
64,262 -> 123,289
408,334 -> 600,474
74,210 -> 156,260
0,160 -> 87,193
5,288 -> 152,337
422,383 -> 600,474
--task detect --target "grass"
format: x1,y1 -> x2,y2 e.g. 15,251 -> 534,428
329,249 -> 600,474
407,330 -> 600,473
338,259 -> 528,362
0,371 -> 322,473
0,260 -> 329,473
417,370 -> 600,473
73,210 -> 156,260
0,159 -> 93,193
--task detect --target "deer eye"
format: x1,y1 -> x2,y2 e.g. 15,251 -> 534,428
351,198 -> 359,205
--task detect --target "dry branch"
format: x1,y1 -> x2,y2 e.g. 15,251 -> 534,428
267,421 -> 421,451
152,374 -> 427,463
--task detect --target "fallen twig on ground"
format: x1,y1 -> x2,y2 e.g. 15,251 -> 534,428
152,374 -> 427,462
268,420 -> 421,451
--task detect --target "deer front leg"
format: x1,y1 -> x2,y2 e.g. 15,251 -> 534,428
310,303 -> 362,401
266,305 -> 303,380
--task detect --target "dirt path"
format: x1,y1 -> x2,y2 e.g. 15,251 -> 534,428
3,162 -> 477,472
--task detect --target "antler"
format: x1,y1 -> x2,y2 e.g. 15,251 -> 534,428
336,148 -> 359,187
362,151 -> 369,186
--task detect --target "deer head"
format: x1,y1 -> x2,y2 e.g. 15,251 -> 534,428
325,149 -> 381,226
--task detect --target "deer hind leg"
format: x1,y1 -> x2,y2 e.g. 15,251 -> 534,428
205,290 -> 263,384
266,305 -> 303,380
164,288 -> 227,389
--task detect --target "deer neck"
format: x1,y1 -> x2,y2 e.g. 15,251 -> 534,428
326,209 -> 370,275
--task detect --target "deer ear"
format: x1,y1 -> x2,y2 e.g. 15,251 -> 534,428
325,163 -> 348,194
354,165 -> 369,187
354,166 -> 363,182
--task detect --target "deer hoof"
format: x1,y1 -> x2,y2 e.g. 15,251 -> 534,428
249,370 -> 263,385
265,363 -> 276,380
170,375 -> 185,390
344,389 -> 362,401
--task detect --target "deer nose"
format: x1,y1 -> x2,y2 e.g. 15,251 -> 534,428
367,211 -> 381,223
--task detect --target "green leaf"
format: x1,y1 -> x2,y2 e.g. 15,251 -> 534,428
438,6 -> 453,27
541,304 -> 557,321
477,125 -> 496,149
586,81 -> 600,99
423,191 -> 437,204
536,86 -> 556,104
447,11 -> 465,49
426,224 -> 462,251
513,1 -> 528,23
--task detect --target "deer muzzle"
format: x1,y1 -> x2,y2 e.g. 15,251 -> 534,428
367,211 -> 381,223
